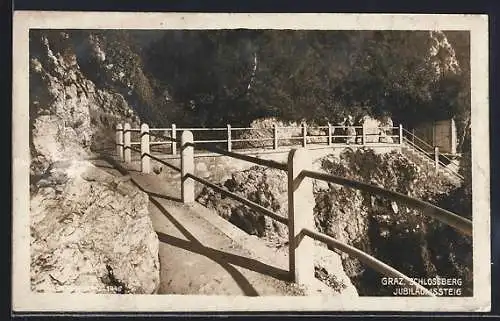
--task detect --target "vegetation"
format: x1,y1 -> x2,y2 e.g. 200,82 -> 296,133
50,29 -> 470,151
141,31 -> 469,128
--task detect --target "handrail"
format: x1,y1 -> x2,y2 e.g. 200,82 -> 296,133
115,123 -> 472,295
123,123 -> 464,183
129,125 -> 400,132
149,128 -> 173,131
403,138 -> 436,161
403,128 -> 434,150
124,145 -> 142,154
300,228 -> 435,296
435,155 -> 464,180
128,124 -> 464,183
232,138 -> 275,142
145,153 -> 181,172
126,124 -> 410,151
403,137 -> 464,180
403,128 -> 457,165
195,139 -> 228,143
180,127 -> 227,131
403,137 -> 458,172
189,142 -> 288,171
186,173 -> 288,225
403,137 -> 431,154
231,127 -> 271,131
148,131 -> 177,141
301,170 -> 472,236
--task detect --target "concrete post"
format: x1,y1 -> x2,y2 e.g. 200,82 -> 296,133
273,124 -> 278,149
181,130 -> 195,203
362,123 -> 367,146
287,148 -> 315,286
141,123 -> 150,174
116,123 -> 124,161
171,124 -> 177,155
302,123 -> 307,147
123,123 -> 131,163
434,146 -> 439,173
227,124 -> 232,151
450,118 -> 457,155
327,123 -> 332,146
399,124 -> 403,145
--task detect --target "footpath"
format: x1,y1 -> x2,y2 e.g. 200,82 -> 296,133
90,153 -> 327,296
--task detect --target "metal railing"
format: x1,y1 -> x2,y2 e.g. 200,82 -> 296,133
402,129 -> 464,181
114,123 -> 472,296
301,170 -> 471,236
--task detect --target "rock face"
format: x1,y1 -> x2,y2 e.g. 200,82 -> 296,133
31,162 -> 160,293
316,148 -> 472,296
29,31 -> 160,294
29,31 -> 138,184
198,166 -> 288,244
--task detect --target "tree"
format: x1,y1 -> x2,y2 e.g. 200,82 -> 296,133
96,29 -> 469,132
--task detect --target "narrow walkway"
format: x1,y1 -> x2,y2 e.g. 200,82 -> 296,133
91,154 -> 307,296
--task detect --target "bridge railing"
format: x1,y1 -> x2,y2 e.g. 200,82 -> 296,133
117,122 -> 458,180
114,123 -> 472,296
402,128 -> 464,181
119,122 -> 404,155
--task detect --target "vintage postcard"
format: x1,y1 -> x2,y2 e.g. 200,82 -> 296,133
12,12 -> 490,313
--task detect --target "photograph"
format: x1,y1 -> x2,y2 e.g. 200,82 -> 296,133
12,12 -> 490,313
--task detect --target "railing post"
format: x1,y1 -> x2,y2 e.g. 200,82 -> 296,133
362,123 -> 366,146
399,124 -> 403,145
171,124 -> 177,155
287,148 -> 315,286
434,146 -> 439,173
141,123 -> 150,174
273,124 -> 278,149
123,122 -> 131,163
181,130 -> 195,203
116,123 -> 124,161
327,122 -> 332,146
302,123 -> 307,147
227,124 -> 232,151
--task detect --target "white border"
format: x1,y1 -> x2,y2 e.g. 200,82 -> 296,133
12,11 -> 490,312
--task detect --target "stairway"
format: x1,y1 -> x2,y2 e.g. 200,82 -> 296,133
401,143 -> 463,185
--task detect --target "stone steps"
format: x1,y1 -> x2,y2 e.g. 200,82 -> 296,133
402,146 -> 461,183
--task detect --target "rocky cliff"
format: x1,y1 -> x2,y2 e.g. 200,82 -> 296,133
29,31 -> 160,293
31,163 -> 159,294
29,31 -> 139,183
316,149 -> 472,296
